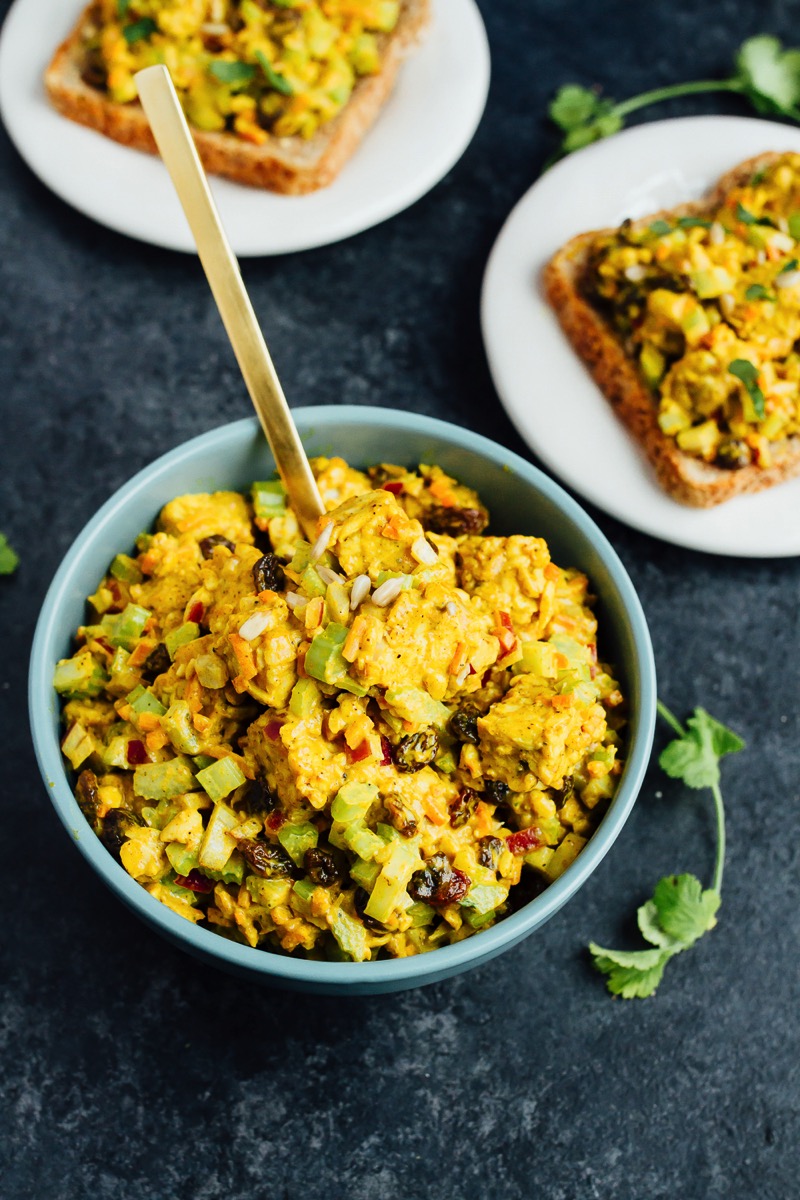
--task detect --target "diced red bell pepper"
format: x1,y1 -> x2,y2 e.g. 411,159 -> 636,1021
382,481 -> 404,494
265,720 -> 284,741
379,735 -> 393,766
348,740 -> 371,763
266,810 -> 286,831
187,601 -> 205,624
126,739 -> 148,765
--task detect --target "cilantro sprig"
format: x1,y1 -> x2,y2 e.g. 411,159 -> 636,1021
548,35 -> 800,163
589,703 -> 743,999
0,534 -> 18,575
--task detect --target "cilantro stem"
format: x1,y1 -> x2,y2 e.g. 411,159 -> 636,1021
656,698 -> 685,738
612,78 -> 746,119
711,781 -> 725,894
657,699 -> 726,894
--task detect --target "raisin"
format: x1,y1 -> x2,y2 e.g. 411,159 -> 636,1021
449,788 -> 479,828
354,887 -> 385,931
142,643 -> 171,680
305,847 -> 346,888
75,770 -> 101,832
99,807 -> 144,860
252,552 -> 286,594
484,779 -> 511,806
392,728 -> 439,773
507,827 -> 543,856
450,705 -> 480,744
408,854 -> 470,906
199,534 -> 236,559
237,838 -> 299,879
478,836 -> 503,871
239,778 -> 279,816
425,506 -> 487,537
715,437 -> 751,470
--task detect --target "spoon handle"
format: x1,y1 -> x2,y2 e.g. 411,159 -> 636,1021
135,64 -> 325,540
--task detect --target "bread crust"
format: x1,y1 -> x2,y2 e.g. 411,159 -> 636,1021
544,151 -> 800,507
44,1 -> 431,195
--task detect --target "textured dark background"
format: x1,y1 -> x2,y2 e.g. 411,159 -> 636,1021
2,1 -> 799,1197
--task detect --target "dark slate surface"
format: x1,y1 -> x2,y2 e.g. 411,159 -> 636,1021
2,1 -> 798,1196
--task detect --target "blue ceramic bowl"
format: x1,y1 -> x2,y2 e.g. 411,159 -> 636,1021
29,408 -> 656,994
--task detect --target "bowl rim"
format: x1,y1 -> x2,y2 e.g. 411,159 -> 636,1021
29,407 -> 656,985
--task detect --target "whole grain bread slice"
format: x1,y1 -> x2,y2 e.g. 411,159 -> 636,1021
45,0 -> 430,195
544,151 -> 800,507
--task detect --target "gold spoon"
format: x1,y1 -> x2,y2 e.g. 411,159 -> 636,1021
134,64 -> 325,541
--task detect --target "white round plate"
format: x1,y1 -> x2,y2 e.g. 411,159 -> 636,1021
0,0 -> 489,256
481,116 -> 800,558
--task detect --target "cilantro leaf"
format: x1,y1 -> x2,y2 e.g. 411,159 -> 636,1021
652,874 -> 720,946
727,360 -> 766,421
208,61 -> 256,86
0,534 -> 18,575
255,50 -> 294,96
589,943 -> 672,999
548,84 -> 601,131
677,217 -> 712,229
659,706 -> 744,789
649,219 -> 672,236
637,898 -> 685,950
735,35 -> 800,117
123,17 -> 157,45
745,283 -> 774,301
779,257 -> 799,273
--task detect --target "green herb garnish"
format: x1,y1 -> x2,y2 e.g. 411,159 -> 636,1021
117,0 -> 131,16
677,217 -> 713,229
648,219 -> 672,237
547,35 -> 800,163
744,283 -> 774,301
0,534 -> 18,575
208,60 -> 256,86
255,50 -> 294,96
779,257 -> 799,273
589,704 -> 743,999
123,17 -> 157,45
728,358 -> 766,418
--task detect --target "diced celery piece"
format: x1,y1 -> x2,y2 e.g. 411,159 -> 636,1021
544,832 -> 587,881
301,564 -> 328,597
460,882 -> 508,915
343,823 -> 384,861
292,879 -> 315,915
277,821 -> 318,866
165,843 -> 200,875
61,722 -> 95,769
434,749 -> 457,774
192,754 -> 216,771
53,651 -> 107,699
365,841 -> 420,923
164,622 -> 200,660
350,856 -> 381,889
160,877 -> 199,905
161,700 -> 202,756
375,0 -> 400,31
289,678 -> 321,719
524,846 -> 555,873
108,646 -> 142,695
514,640 -> 559,678
128,686 -> 166,717
464,908 -> 496,930
331,781 -> 377,824
252,479 -> 287,522
331,908 -> 370,961
109,553 -> 143,584
133,757 -> 199,800
407,900 -> 435,928
246,876 -> 292,907
305,624 -> 368,697
384,686 -> 451,728
142,798 -> 178,830
202,852 -> 244,885
375,570 -> 415,590
197,801 -> 238,870
102,735 -> 130,768
195,756 -> 247,802
327,822 -> 347,850
376,822 -> 401,843
102,604 -> 151,650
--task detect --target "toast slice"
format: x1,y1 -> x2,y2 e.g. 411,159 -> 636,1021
544,152 -> 800,507
45,1 -> 431,195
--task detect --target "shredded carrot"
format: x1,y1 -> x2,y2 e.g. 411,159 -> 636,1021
551,694 -> 574,711
448,641 -> 467,675
145,730 -> 169,753
304,597 -> 324,631
420,792 -> 449,826
342,614 -> 366,663
137,712 -> 161,733
427,478 -> 457,505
